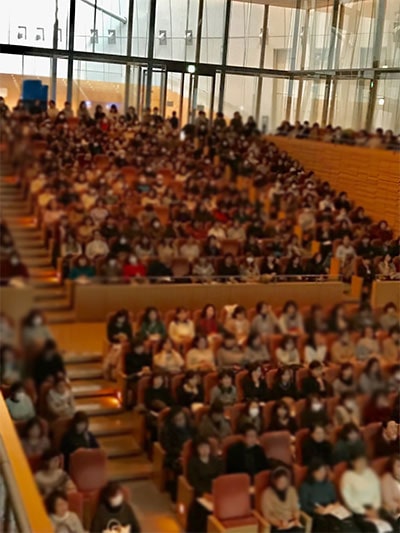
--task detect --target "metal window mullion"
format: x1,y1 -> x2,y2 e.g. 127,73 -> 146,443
218,0 -> 231,113
66,0 -> 76,103
145,0 -> 157,108
255,5 -> 269,124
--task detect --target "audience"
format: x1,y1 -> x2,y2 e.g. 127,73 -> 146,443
35,449 -> 76,497
6,381 -> 36,421
226,424 -> 270,480
46,490 -> 84,533
91,482 -> 141,533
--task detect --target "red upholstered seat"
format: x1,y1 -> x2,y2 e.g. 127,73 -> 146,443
69,448 -> 107,493
260,430 -> 292,466
213,473 -> 252,521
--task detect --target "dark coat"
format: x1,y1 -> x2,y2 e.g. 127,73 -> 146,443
226,441 -> 270,480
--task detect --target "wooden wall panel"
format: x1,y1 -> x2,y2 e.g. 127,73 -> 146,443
267,137 -> 400,234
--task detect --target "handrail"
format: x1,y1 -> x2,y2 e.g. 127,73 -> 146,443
0,393 -> 53,533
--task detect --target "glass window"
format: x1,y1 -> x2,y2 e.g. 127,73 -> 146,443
154,0 -> 199,62
132,0 -> 151,57
373,73 -> 400,131
259,76 -> 289,133
381,2 -> 400,68
304,6 -> 333,70
296,77 -> 326,125
200,0 -> 227,65
223,74 -> 257,121
72,60 -> 125,112
74,0 -> 129,55
227,1 -> 265,68
0,0 -> 69,50
329,78 -> 370,130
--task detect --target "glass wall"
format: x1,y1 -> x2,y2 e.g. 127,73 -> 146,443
0,0 -> 399,132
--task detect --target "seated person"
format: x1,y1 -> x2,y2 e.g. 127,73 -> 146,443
198,400 -> 232,443
153,338 -> 184,374
268,400 -> 298,435
279,300 -> 305,335
334,392 -> 362,427
299,458 -> 352,533
21,310 -> 54,356
6,382 -> 35,421
226,424 -> 270,481
341,452 -> 393,533
60,411 -> 99,470
0,345 -> 22,385
185,336 -> 216,372
186,437 -> 224,533
261,466 -> 302,533
217,253 -> 240,282
68,255 -> 96,280
237,400 -> 265,434
177,370 -> 204,408
355,326 -> 380,361
381,454 -> 400,522
301,361 -> 333,398
276,335 -> 301,367
379,303 -> 400,332
91,482 -> 141,533
382,325 -> 400,364
85,230 -> 110,260
332,423 -> 366,465
138,306 -> 166,343
332,363 -> 357,396
21,417 -> 51,457
374,420 -> 400,458
210,370 -> 237,406
46,377 -> 75,419
364,391 -> 392,425
272,366 -> 298,401
144,373 -> 172,413
304,332 -> 328,364
244,333 -> 270,364
224,305 -> 250,346
196,304 -> 222,339
301,424 -> 333,466
242,362 -> 269,402
192,256 -> 215,282
168,307 -> 195,346
251,301 -> 279,337
47,490 -> 85,533
35,449 -> 76,497
300,393 -> 329,429
100,255 -> 123,282
359,357 -> 385,395
33,339 -> 66,388
331,330 -> 356,364
216,333 -> 245,369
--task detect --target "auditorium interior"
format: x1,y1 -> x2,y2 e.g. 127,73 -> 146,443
0,0 -> 399,532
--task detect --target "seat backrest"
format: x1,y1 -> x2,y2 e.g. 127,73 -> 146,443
203,372 -> 219,403
259,431 -> 292,466
221,434 -> 245,459
235,370 -> 248,402
296,367 -> 309,391
212,473 -> 251,521
67,491 -> 84,521
294,427 -> 310,465
293,464 -> 308,489
265,368 -> 278,389
360,422 -> 382,459
137,375 -> 152,405
261,401 -> 276,430
170,373 -> 185,402
229,402 -> 247,433
254,470 -> 271,514
50,416 -> 73,451
69,449 -> 108,492
371,456 -> 389,477
333,461 -> 348,501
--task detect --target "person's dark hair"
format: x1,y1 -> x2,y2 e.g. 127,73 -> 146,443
270,466 -> 291,484
241,422 -> 258,436
275,366 -> 293,384
339,422 -> 361,441
248,361 -> 262,375
22,309 -> 46,327
271,400 -> 290,420
200,304 -> 216,319
349,450 -> 367,468
183,370 -> 197,383
193,436 -> 211,455
174,307 -> 189,322
151,372 -> 165,386
310,423 -> 325,436
281,335 -> 297,349
247,332 -> 262,350
232,305 -> 246,319
71,410 -> 89,429
41,448 -> 60,468
282,300 -> 298,314
339,362 -> 354,378
168,405 -> 186,422
99,482 -> 124,505
256,301 -> 268,314
46,490 -> 68,514
382,419 -> 396,430
111,309 -> 129,322
22,417 -> 45,439
222,331 -> 236,343
309,360 -> 323,371
305,457 -> 328,483
141,306 -> 161,324
192,335 -> 208,349
383,302 -> 397,313
389,325 -> 400,336
9,381 -> 24,396
218,369 -> 233,382
363,357 -> 381,377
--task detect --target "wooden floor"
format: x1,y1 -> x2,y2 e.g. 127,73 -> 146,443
51,322 -> 106,352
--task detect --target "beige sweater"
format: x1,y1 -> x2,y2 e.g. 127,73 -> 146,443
261,486 -> 299,524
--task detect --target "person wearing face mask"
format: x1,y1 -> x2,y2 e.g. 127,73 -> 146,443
60,411 -> 99,470
21,310 -> 54,355
300,394 -> 329,429
334,392 -> 362,427
91,482 -> 141,533
226,424 -> 270,481
0,253 -> 29,285
110,235 -> 132,257
5,381 -> 35,421
237,400 -> 265,434
0,345 -> 22,386
33,339 -> 66,388
301,424 -> 333,467
47,490 -> 84,533
46,377 -> 76,419
122,254 -> 147,280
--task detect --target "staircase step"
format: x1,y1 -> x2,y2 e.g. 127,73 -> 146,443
89,413 -> 136,437
107,455 -> 153,482
71,379 -> 115,398
29,267 -> 57,279
75,395 -> 123,416
63,352 -> 102,365
20,249 -> 49,259
31,279 -> 63,289
34,297 -> 71,312
98,435 -> 142,458
23,257 -> 52,268
45,309 -> 76,324
66,362 -> 103,380
34,288 -> 67,301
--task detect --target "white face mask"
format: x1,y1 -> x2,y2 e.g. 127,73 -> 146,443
15,392 -> 25,401
33,316 -> 43,327
129,256 -> 138,265
345,400 -> 356,411
311,402 -> 323,412
249,407 -> 259,418
109,494 -> 124,507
